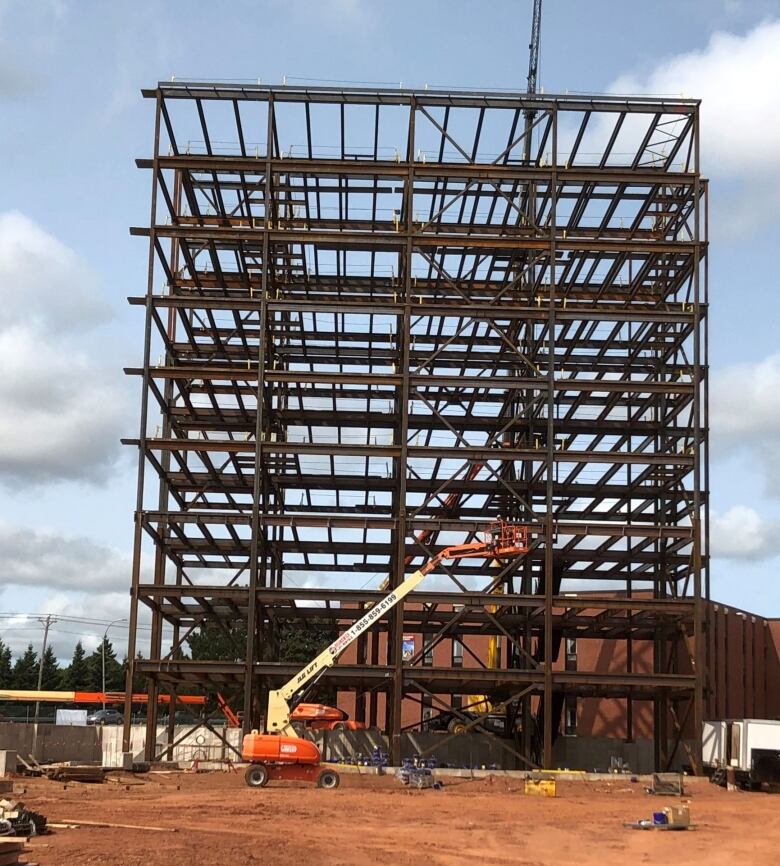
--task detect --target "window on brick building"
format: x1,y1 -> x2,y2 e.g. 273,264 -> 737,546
564,637 -> 577,672
422,696 -> 433,728
452,638 -> 464,666
565,700 -> 577,735
423,642 -> 433,666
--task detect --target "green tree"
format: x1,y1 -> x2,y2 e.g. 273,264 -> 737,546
40,645 -> 60,690
11,644 -> 39,690
86,638 -> 124,692
276,619 -> 338,704
129,651 -> 147,693
276,618 -> 337,664
187,620 -> 337,664
188,626 -> 246,661
0,639 -> 12,689
187,619 -> 339,712
60,641 -> 90,690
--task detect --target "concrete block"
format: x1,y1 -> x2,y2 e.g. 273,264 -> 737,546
0,751 -> 17,777
122,752 -> 134,771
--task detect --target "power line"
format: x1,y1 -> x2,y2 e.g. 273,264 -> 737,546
0,613 -> 161,632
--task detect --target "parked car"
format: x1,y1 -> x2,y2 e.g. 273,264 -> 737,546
86,709 -> 124,726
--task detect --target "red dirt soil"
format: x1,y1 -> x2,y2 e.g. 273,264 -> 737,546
13,772 -> 780,866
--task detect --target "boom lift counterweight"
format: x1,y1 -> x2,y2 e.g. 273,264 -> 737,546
242,522 -> 529,788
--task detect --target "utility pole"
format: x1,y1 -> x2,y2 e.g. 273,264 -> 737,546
32,614 -> 55,758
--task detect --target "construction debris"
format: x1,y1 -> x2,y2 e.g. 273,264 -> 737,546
0,837 -> 30,866
396,763 -> 442,790
647,772 -> 685,796
0,800 -> 47,838
625,804 -> 695,831
13,759 -> 39,780
40,765 -> 103,785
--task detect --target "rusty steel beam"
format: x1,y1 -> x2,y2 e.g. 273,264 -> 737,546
126,82 -> 707,773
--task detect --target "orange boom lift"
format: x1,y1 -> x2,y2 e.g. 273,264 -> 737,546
242,521 -> 528,788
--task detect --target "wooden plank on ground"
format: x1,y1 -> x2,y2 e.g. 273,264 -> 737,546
0,840 -> 24,851
53,818 -> 176,833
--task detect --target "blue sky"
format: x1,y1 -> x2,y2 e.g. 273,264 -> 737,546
0,0 -> 779,659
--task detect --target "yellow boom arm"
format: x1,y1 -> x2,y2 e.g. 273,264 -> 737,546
265,522 -> 528,736
266,565 -> 429,735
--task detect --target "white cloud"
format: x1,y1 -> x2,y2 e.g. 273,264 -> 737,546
0,325 -> 129,484
607,20 -> 780,235
0,594 -> 139,661
0,211 -> 110,333
711,353 -> 780,492
610,20 -> 780,178
0,521 -> 145,658
710,505 -> 780,561
0,520 -> 131,593
0,211 -> 131,486
711,353 -> 780,442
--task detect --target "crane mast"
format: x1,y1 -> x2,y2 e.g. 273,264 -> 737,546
526,0 -> 542,96
523,0 -> 543,166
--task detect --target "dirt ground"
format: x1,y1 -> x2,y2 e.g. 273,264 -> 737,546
11,770 -> 780,866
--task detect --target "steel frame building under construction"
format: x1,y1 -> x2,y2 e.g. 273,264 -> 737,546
123,81 -> 708,770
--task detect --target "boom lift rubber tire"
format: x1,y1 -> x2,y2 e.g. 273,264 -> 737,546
447,719 -> 468,735
317,770 -> 340,789
245,764 -> 269,788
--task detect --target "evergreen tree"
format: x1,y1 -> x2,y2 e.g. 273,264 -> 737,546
86,638 -> 123,691
130,651 -> 145,693
60,641 -> 91,690
276,619 -> 338,704
0,639 -> 12,689
11,644 -> 39,690
188,626 -> 246,661
277,618 -> 338,664
40,645 -> 60,690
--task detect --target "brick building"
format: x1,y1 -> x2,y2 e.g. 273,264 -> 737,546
338,597 -> 780,759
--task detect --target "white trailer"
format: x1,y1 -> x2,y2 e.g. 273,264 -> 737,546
703,719 -> 780,788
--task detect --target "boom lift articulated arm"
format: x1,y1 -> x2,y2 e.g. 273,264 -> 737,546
265,522 -> 529,737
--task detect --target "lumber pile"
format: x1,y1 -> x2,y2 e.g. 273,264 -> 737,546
42,765 -> 103,784
16,757 -> 103,784
0,837 -> 29,865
